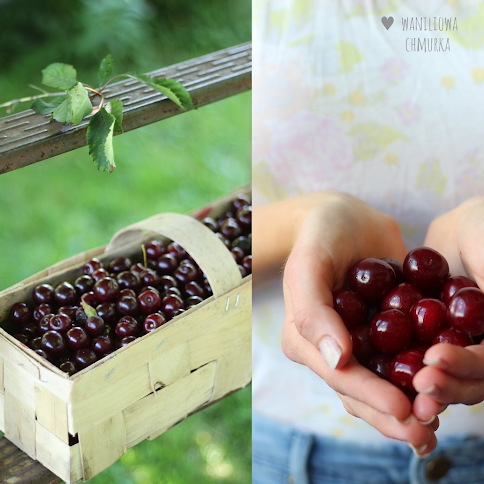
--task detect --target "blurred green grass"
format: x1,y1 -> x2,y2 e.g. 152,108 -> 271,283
0,1 -> 251,482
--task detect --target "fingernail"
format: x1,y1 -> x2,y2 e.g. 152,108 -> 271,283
318,336 -> 342,370
415,384 -> 440,397
423,357 -> 448,369
409,443 -> 428,455
419,415 -> 436,425
391,415 -> 411,425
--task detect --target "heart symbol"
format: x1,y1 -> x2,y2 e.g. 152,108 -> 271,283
381,16 -> 394,30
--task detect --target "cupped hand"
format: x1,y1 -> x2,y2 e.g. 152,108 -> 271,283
413,196 -> 484,421
281,191 -> 436,454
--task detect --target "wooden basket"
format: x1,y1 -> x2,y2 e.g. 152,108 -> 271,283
0,188 -> 251,483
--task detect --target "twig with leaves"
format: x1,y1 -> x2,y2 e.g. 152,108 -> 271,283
0,55 -> 194,172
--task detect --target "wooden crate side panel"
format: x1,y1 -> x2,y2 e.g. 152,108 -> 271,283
124,362 -> 216,448
210,342 -> 252,402
4,392 -> 36,459
148,342 -> 190,390
187,283 -> 251,371
3,360 -> 36,409
0,392 -> 4,431
35,421 -> 82,484
70,283 -> 249,401
0,355 -> 4,394
35,384 -> 69,444
78,412 -> 127,481
68,363 -> 152,434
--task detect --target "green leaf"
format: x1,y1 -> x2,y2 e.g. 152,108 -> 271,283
98,54 -> 114,86
81,299 -> 97,318
67,82 -> 93,125
86,107 -> 116,173
129,73 -> 194,110
30,96 -> 67,115
105,99 -> 123,132
52,97 -> 72,123
41,63 -> 77,90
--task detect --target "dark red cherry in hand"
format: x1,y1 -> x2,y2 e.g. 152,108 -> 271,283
433,327 -> 473,347
403,247 -> 449,292
366,354 -> 392,381
332,289 -> 367,329
349,325 -> 373,364
389,348 -> 425,399
369,309 -> 412,354
381,258 -> 404,284
447,287 -> 484,336
381,283 -> 424,315
441,275 -> 478,305
347,258 -> 396,301
408,298 -> 447,343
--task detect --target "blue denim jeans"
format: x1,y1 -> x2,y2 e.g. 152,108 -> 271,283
253,412 -> 484,484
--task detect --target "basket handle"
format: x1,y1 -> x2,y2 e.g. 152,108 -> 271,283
105,213 -> 242,299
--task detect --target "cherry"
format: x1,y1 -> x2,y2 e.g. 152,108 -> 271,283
116,316 -> 140,339
403,247 -> 449,292
441,275 -> 478,305
11,302 -> 32,325
369,309 -> 412,354
238,264 -> 249,278
139,269 -> 160,288
54,282 -> 77,306
49,313 -> 72,333
381,282 -> 424,315
92,268 -> 110,281
332,289 -> 367,329
172,308 -> 185,318
220,218 -> 242,241
74,275 -> 95,294
59,361 -> 77,376
185,281 -> 206,299
41,331 -> 66,356
118,335 -> 137,348
95,302 -> 117,324
145,240 -> 165,260
447,287 -> 484,336
381,258 -> 404,285
58,306 -> 78,321
159,275 -> 178,291
75,308 -> 88,327
203,279 -> 213,296
35,349 -> 53,363
73,349 -> 98,370
201,217 -> 218,232
231,247 -> 245,264
32,284 -> 55,305
39,314 -> 54,334
433,327 -> 473,347
349,326 -> 373,363
367,354 -> 392,381
85,316 -> 105,337
185,295 -> 204,308
215,232 -> 231,249
116,296 -> 139,316
93,277 -> 120,303
174,263 -> 199,285
143,313 -> 167,333
157,254 -> 178,275
232,236 -> 251,254
167,242 -> 187,259
137,289 -> 161,314
408,298 -> 447,343
82,258 -> 103,275
161,294 -> 184,318
32,304 -> 53,323
109,256 -> 132,274
13,334 -> 29,345
91,335 -> 114,356
116,271 -> 141,291
389,348 -> 425,399
232,193 -> 251,212
242,255 -> 252,274
21,322 -> 39,338
81,291 -> 98,308
130,263 -> 147,276
347,258 -> 396,301
30,336 -> 42,350
236,206 -> 251,229
119,288 -> 136,299
66,327 -> 90,350
165,287 -> 182,298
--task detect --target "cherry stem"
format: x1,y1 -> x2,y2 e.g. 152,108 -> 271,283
0,91 -> 64,109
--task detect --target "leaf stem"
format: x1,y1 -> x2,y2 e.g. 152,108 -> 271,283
99,74 -> 130,92
84,86 -> 105,112
0,92 -> 64,109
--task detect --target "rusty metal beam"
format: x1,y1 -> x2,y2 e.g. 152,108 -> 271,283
0,42 -> 251,175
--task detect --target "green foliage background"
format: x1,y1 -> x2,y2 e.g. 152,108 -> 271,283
0,1 -> 251,482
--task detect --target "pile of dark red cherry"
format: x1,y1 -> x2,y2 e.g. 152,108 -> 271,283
5,194 -> 251,376
333,247 -> 484,399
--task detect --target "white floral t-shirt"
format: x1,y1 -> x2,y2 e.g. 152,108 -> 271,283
253,0 -> 484,442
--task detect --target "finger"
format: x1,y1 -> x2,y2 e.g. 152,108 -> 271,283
283,244 -> 352,369
413,392 -> 448,424
413,366 -> 484,405
281,316 -> 412,420
423,343 -> 484,379
339,393 -> 437,454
